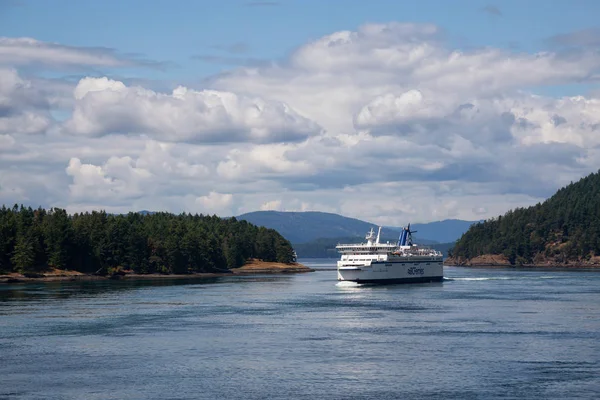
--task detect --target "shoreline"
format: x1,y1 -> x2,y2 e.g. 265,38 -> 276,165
0,261 -> 314,284
444,254 -> 600,269
443,262 -> 600,269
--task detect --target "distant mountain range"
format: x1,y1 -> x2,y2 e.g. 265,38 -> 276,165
237,211 -> 402,243
388,219 -> 482,244
236,211 -> 480,257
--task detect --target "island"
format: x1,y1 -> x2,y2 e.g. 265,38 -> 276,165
0,207 -> 314,284
446,170 -> 600,268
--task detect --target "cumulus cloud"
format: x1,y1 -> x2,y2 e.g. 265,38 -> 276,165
195,191 -> 234,214
217,142 -> 316,181
65,156 -> 152,202
3,22 -> 600,223
59,138 -> 220,207
354,90 -> 600,148
202,22 -> 600,221
211,23 -> 600,137
62,77 -> 321,144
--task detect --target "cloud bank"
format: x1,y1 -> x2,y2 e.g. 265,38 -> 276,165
2,22 -> 600,225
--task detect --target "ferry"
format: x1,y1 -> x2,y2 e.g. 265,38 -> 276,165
336,225 -> 443,284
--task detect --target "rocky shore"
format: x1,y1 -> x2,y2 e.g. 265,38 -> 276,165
445,254 -> 600,268
0,260 -> 314,284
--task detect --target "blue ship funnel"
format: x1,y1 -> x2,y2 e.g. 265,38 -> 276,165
399,229 -> 408,246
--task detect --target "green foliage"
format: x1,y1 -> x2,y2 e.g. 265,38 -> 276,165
11,234 -> 35,273
0,206 -> 295,274
451,170 -> 600,264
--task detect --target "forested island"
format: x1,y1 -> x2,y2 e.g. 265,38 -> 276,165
447,170 -> 600,267
0,206 -> 311,282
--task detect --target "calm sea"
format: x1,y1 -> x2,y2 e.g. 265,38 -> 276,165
1,259 -> 599,399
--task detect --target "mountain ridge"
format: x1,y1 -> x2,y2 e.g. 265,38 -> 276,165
237,210 -> 477,245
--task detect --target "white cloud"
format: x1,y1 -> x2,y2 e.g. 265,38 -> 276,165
195,191 -> 234,214
217,142 -> 317,181
63,77 -> 321,144
2,22 -> 600,224
260,200 -> 282,211
65,156 -> 152,202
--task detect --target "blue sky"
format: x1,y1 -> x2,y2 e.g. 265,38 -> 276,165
1,0 -> 600,223
3,0 -> 599,85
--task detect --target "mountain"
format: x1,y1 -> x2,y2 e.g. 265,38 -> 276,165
447,170 -> 600,267
237,211 -> 474,254
236,211 -> 400,244
388,219 -> 480,244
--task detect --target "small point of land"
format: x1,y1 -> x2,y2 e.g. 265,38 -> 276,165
0,260 -> 314,284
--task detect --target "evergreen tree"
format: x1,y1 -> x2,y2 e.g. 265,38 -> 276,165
0,205 -> 296,274
451,169 -> 600,265
11,234 -> 35,273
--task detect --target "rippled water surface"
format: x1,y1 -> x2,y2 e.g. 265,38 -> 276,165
1,260 -> 599,399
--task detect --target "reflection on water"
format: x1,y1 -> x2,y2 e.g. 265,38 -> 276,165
1,262 -> 600,400
0,275 -> 296,304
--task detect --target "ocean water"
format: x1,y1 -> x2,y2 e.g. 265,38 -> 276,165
1,259 -> 599,399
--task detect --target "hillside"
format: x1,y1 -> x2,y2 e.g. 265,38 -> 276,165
447,170 -> 600,267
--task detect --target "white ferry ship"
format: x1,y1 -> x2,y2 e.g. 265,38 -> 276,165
336,225 -> 443,284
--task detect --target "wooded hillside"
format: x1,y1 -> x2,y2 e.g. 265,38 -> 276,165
0,206 -> 295,274
448,170 -> 600,266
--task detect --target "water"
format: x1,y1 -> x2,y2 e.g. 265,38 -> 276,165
1,259 -> 599,399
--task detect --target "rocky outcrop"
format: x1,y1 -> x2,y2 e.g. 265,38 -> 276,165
445,254 -> 510,266
445,254 -> 600,268
0,261 -> 314,284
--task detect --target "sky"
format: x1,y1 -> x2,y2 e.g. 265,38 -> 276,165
1,0 -> 600,225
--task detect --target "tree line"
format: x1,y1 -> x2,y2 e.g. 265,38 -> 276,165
0,206 -> 295,275
450,170 -> 600,265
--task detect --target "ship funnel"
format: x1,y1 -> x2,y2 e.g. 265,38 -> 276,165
399,228 -> 408,246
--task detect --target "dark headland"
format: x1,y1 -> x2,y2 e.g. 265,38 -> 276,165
0,207 -> 313,284
446,170 -> 600,268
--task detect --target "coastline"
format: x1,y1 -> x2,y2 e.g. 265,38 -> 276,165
444,254 -> 600,269
444,263 -> 600,269
0,260 -> 314,284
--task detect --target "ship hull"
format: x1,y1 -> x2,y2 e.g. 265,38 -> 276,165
337,261 -> 443,284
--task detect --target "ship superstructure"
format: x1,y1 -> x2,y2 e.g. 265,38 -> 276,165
336,225 -> 443,283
